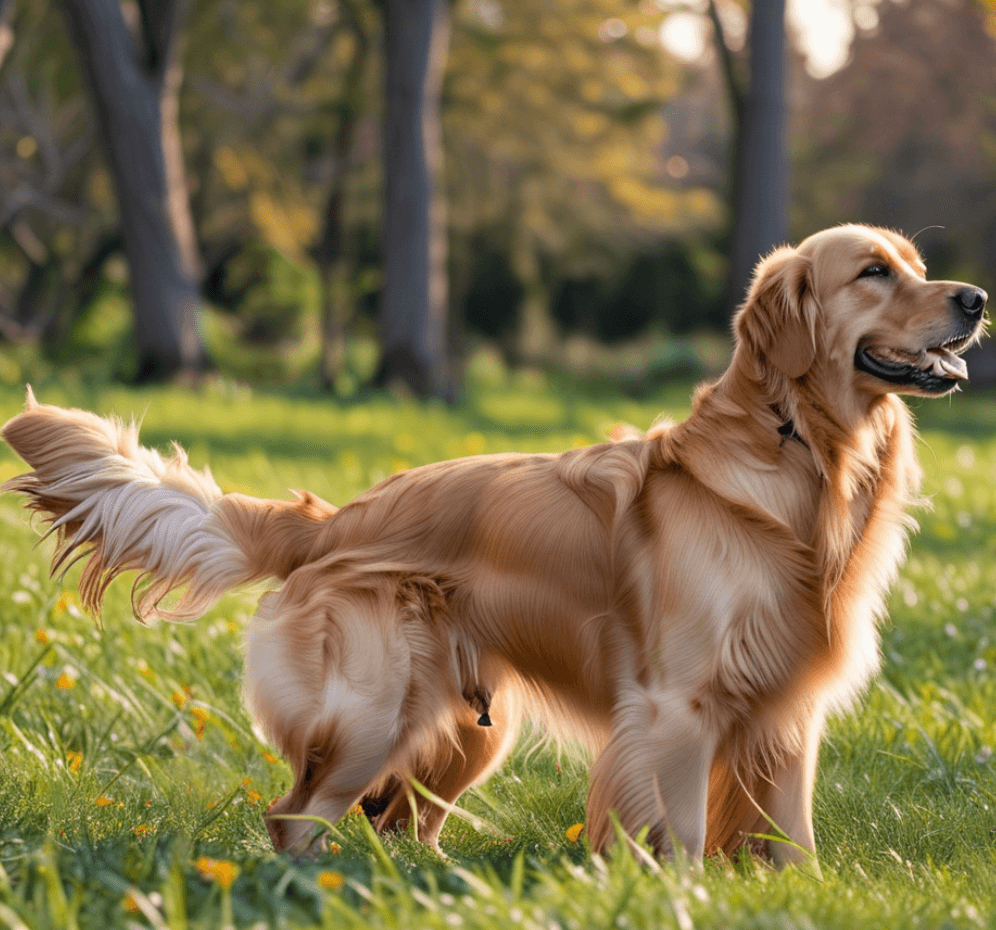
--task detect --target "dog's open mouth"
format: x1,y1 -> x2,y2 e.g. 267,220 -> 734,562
855,335 -> 974,394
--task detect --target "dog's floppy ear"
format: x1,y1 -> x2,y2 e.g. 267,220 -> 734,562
735,246 -> 818,380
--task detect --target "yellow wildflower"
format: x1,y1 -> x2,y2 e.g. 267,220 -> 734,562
317,870 -> 345,890
566,823 -> 585,844
213,860 -> 238,889
172,691 -> 188,709
133,824 -> 151,838
195,857 -> 239,889
66,750 -> 83,773
263,751 -> 280,764
35,629 -> 51,645
246,789 -> 262,805
95,796 -> 114,807
56,672 -> 76,690
53,591 -> 74,616
123,892 -> 140,913
191,707 -> 209,738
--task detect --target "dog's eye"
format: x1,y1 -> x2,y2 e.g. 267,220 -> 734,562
858,263 -> 890,279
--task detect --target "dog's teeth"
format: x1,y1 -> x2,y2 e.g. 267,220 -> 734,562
871,346 -> 918,365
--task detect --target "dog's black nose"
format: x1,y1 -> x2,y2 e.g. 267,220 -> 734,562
952,286 -> 988,318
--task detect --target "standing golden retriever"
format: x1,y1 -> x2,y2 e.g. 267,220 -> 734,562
2,225 -> 987,868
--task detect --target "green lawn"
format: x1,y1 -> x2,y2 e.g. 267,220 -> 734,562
0,371 -> 994,929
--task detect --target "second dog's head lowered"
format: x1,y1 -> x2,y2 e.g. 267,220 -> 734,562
735,225 -> 988,413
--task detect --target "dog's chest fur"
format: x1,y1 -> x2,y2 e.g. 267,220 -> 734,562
622,392 -> 919,735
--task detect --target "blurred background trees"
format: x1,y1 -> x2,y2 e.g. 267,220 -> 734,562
0,0 -> 994,394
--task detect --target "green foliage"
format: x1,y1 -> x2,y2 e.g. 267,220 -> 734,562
183,0 -> 380,265
447,0 -> 721,261
551,240 -> 726,342
445,0 -> 727,357
201,244 -> 324,384
0,0 -> 116,331
0,377 -> 995,927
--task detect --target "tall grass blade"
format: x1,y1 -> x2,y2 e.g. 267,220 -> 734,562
0,646 -> 52,716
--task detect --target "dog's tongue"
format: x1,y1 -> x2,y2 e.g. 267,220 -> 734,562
924,347 -> 969,381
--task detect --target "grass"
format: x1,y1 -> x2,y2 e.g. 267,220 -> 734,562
0,367 -> 995,928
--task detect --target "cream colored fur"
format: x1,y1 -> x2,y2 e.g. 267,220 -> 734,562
1,225 -> 987,866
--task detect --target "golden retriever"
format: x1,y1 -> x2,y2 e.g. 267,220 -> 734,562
1,225 -> 987,869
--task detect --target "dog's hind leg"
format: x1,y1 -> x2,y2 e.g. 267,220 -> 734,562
586,689 -> 718,861
362,688 -> 521,850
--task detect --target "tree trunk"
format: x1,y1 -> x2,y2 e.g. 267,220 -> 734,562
316,4 -> 369,392
512,190 -> 555,364
376,0 -> 451,399
725,0 -> 789,311
9,258 -> 63,341
59,0 -> 204,382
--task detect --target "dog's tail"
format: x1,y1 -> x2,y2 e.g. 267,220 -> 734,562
1,388 -> 337,621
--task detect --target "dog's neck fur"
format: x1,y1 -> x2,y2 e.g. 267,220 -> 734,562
661,349 -> 921,615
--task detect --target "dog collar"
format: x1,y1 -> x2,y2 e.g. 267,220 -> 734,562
770,405 -> 808,448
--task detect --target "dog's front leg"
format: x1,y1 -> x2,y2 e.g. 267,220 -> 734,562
760,714 -> 824,877
586,690 -> 718,863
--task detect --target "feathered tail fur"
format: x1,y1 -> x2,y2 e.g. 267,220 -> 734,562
1,388 -> 336,620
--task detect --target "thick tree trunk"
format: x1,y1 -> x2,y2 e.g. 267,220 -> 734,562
59,0 -> 204,382
726,0 -> 789,310
377,0 -> 451,399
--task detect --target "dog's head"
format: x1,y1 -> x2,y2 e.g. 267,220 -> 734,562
735,224 -> 988,403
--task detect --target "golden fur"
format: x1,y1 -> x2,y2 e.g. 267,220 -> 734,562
1,225 -> 987,868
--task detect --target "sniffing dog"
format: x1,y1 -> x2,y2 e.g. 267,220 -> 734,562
2,225 -> 986,867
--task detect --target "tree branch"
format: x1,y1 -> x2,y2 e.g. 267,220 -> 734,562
707,0 -> 745,130
315,1 -> 370,268
0,73 -> 92,228
134,0 -> 185,75
191,18 -> 347,125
